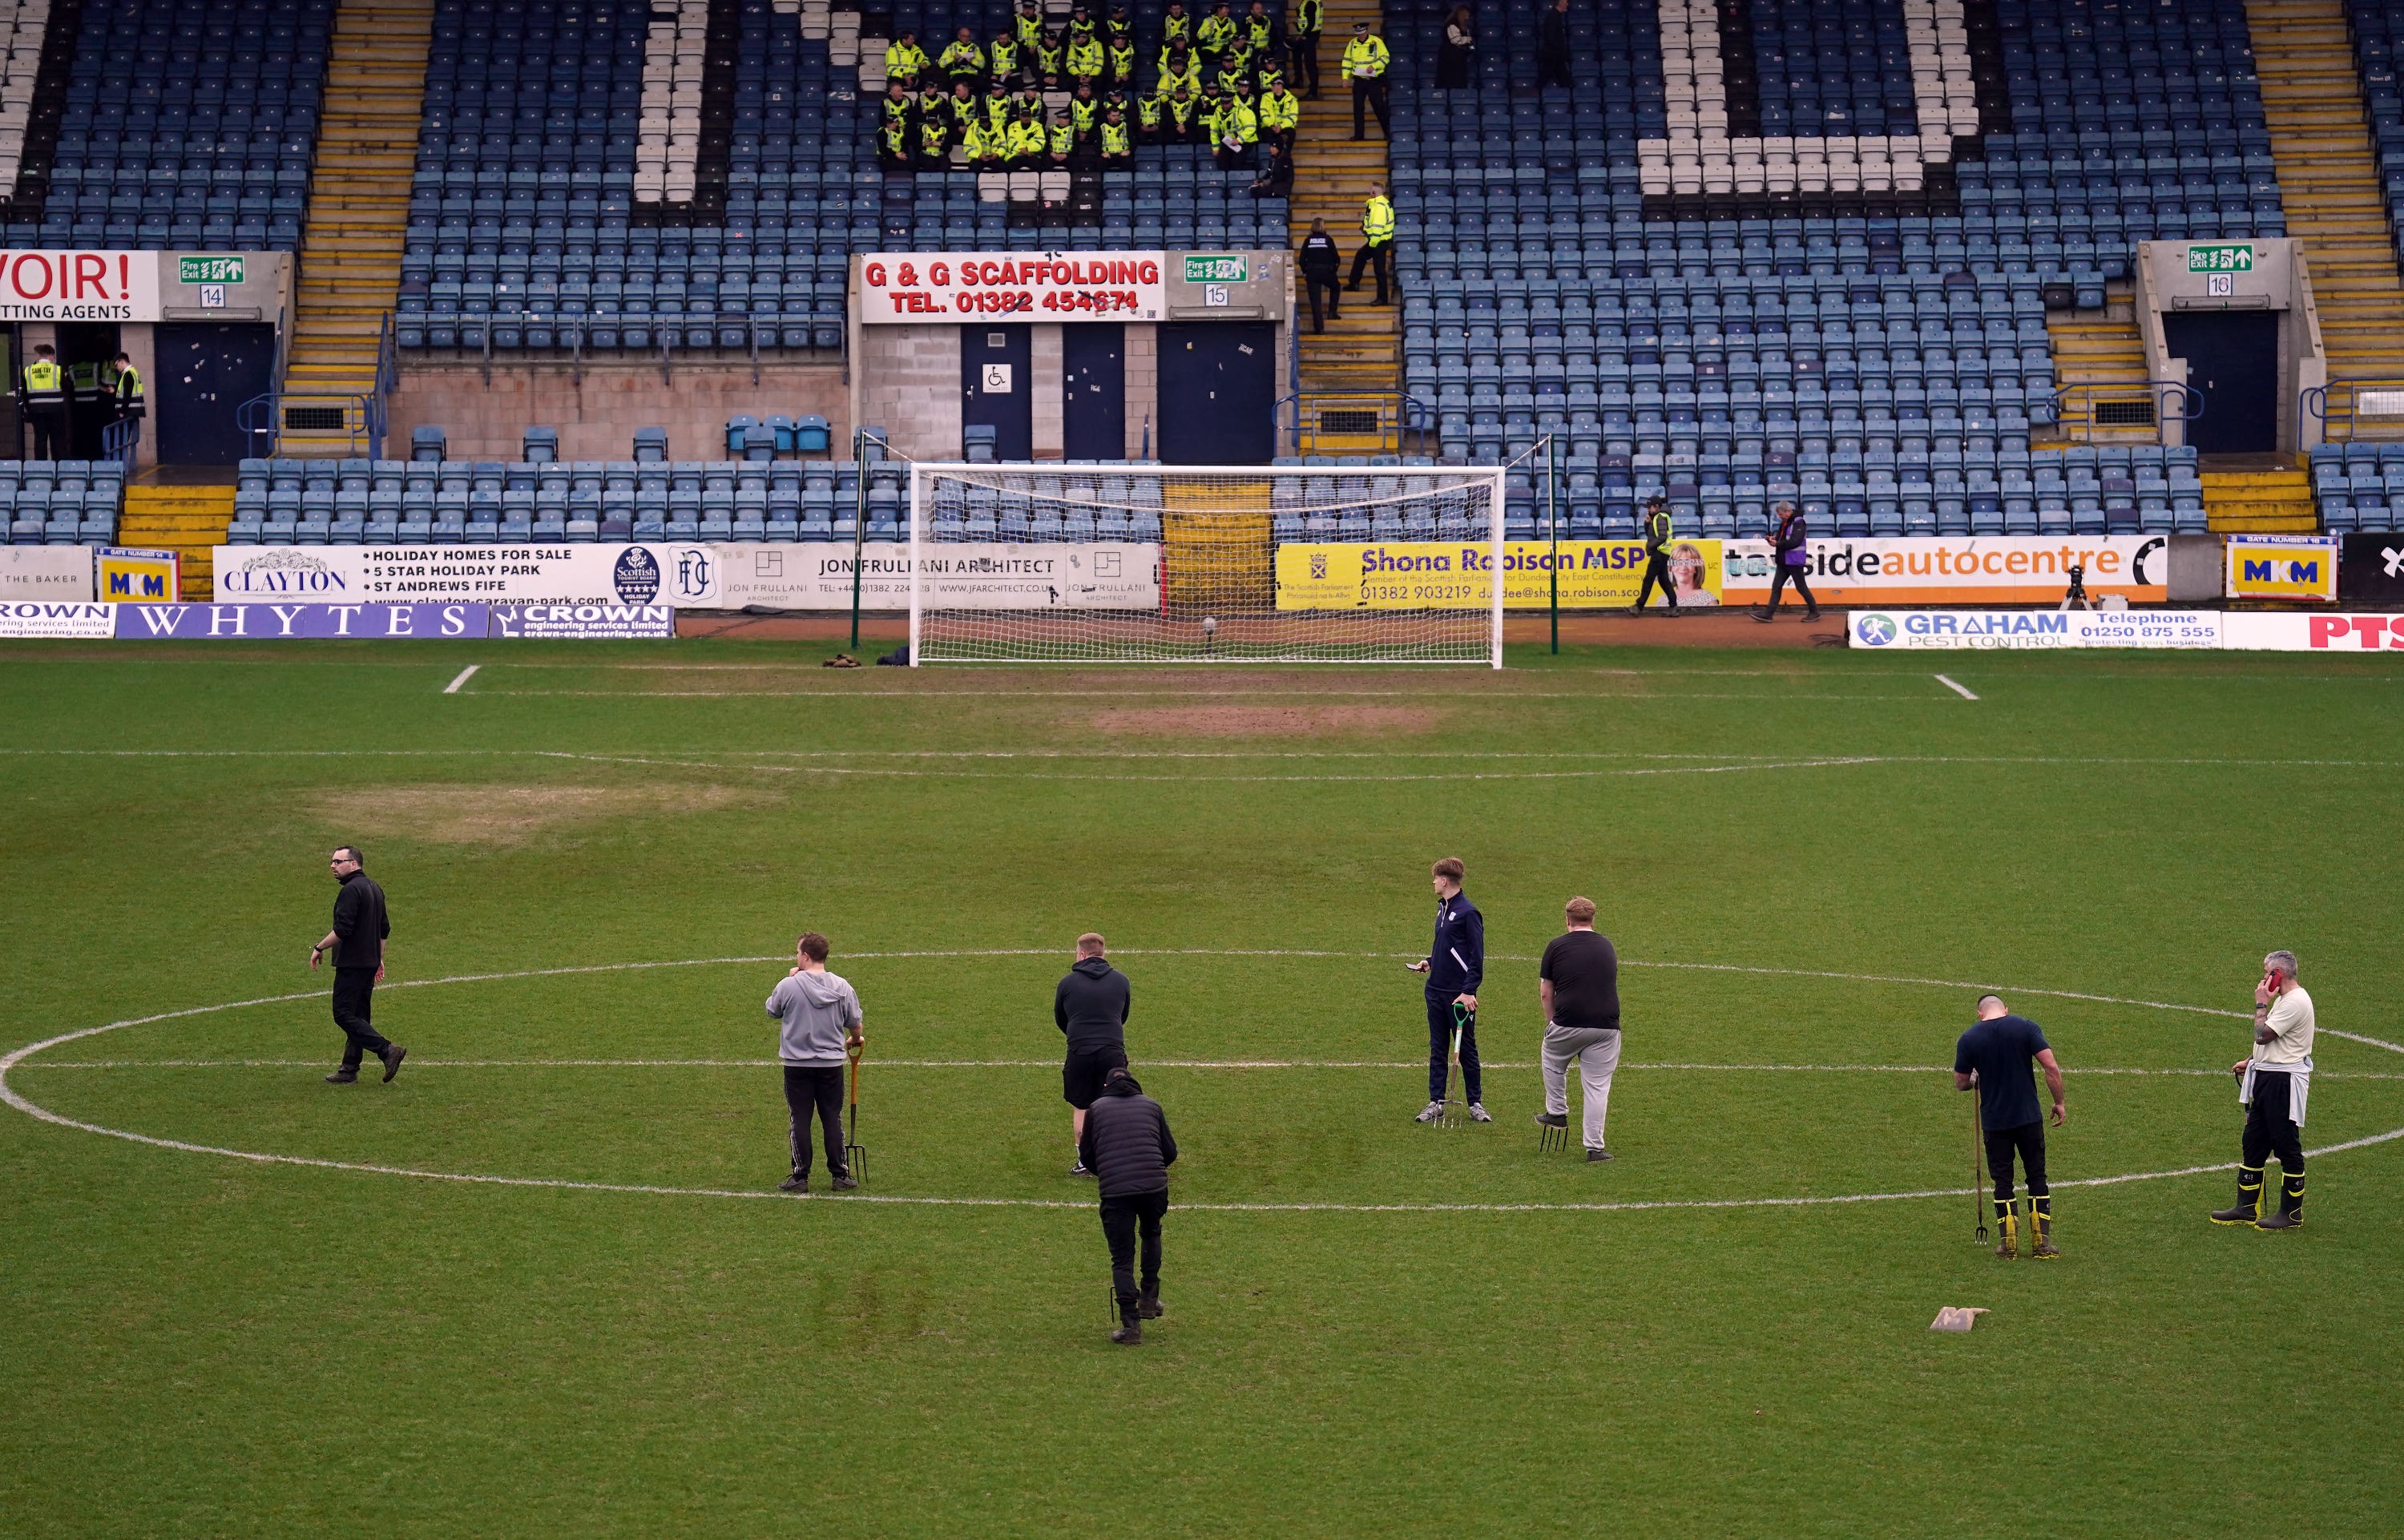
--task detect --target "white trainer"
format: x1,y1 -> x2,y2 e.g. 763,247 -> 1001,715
1466,1103 -> 1493,1123
1414,1101 -> 1445,1123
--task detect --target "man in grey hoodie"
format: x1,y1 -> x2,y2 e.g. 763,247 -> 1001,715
768,930 -> 865,1193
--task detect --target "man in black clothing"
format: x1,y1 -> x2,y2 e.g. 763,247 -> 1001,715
1535,0 -> 1572,91
1297,217 -> 1341,332
1407,857 -> 1487,1122
1055,931 -> 1131,1174
1079,1066 -> 1177,1344
1535,896 -> 1621,1159
309,845 -> 405,1084
1954,994 -> 2066,1259
1632,495 -> 1678,613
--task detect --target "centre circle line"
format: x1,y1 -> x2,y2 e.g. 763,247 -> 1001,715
5,950 -> 2398,1215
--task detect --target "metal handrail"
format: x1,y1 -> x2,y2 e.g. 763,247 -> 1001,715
2047,379 -> 2202,444
1273,390 -> 1438,455
236,392 -> 378,459
2299,379 -> 2404,445
99,416 -> 141,472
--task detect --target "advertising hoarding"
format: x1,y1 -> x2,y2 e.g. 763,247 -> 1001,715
856,252 -> 1168,323
1846,609 -> 2225,649
0,548 -> 98,603
2225,535 -> 2338,602
1722,536 -> 2170,607
1274,540 -> 1723,610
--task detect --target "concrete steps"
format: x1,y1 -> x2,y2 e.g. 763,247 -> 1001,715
1289,0 -> 1396,395
2249,0 -> 2404,381
2202,466 -> 2320,533
284,0 -> 436,442
119,487 -> 236,599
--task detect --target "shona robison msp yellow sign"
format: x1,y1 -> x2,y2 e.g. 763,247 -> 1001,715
1275,540 -> 1724,610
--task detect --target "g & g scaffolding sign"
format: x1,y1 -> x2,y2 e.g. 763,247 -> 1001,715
856,252 -> 1168,322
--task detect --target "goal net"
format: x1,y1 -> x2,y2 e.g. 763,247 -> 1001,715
908,463 -> 1507,664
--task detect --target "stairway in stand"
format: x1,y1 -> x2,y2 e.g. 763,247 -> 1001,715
2039,279 -> 2152,446
2250,0 -> 2404,397
280,0 -> 436,457
119,480 -> 237,600
1289,0 -> 1398,407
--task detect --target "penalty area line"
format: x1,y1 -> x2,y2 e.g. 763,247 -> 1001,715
442,664 -> 480,695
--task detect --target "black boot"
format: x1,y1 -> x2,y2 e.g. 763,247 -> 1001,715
2257,1171 -> 2304,1229
2029,1195 -> 2059,1259
2209,1165 -> 2263,1225
1137,1284 -> 1163,1320
1111,1302 -> 1144,1344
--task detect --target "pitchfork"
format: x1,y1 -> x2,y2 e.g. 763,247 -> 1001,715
845,1038 -> 869,1185
1437,1005 -> 1471,1129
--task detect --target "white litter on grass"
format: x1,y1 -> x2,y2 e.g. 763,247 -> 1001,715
1930,1307 -> 1989,1332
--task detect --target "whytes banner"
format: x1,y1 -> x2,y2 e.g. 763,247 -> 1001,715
1723,535 -> 2171,606
2225,534 -> 2339,602
1847,609 -> 2225,649
856,252 -> 1168,322
212,544 -> 1163,611
1274,541 -> 1724,611
0,250 -> 162,320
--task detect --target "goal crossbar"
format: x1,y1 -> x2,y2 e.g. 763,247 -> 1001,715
907,462 -> 1507,667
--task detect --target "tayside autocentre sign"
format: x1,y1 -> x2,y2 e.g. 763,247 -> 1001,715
857,252 -> 1168,322
1723,536 -> 2169,606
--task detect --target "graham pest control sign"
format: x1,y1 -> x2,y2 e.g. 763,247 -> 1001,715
857,252 -> 1168,322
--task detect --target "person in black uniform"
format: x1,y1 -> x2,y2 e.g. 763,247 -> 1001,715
1407,857 -> 1487,1122
1535,0 -> 1573,91
1079,1066 -> 1178,1343
18,343 -> 67,459
1055,931 -> 1132,1174
309,845 -> 405,1084
1632,495 -> 1679,614
1297,218 -> 1342,333
1954,994 -> 2065,1259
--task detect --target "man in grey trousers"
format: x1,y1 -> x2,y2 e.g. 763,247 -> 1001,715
768,930 -> 864,1193
1533,896 -> 1622,1161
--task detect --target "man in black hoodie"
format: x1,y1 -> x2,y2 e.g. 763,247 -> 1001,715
1055,932 -> 1132,1175
1079,1066 -> 1177,1344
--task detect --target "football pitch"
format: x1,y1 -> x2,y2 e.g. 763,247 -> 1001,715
2,639 -> 2399,1537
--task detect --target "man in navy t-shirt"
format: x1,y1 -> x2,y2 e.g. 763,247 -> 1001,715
1406,857 -> 1486,1123
1954,994 -> 2067,1260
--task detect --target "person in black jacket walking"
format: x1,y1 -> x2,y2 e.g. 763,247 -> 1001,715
1298,217 -> 1341,333
309,845 -> 404,1084
1535,0 -> 1573,91
1056,932 -> 1132,1174
1755,499 -> 1821,622
1407,857 -> 1488,1122
1078,1066 -> 1178,1344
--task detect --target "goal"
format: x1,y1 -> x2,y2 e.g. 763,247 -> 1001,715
907,463 -> 1507,664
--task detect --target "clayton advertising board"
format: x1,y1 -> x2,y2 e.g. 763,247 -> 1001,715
1723,536 -> 2170,607
2225,534 -> 2338,601
0,547 -> 98,603
216,543 -> 1163,611
1847,609 -> 2225,650
1274,540 -> 1723,610
856,252 -> 1168,322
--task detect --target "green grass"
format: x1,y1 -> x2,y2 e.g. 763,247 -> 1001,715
2,639 -> 2401,1537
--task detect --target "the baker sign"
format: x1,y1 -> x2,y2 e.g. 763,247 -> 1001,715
857,251 -> 1166,324
0,251 -> 165,321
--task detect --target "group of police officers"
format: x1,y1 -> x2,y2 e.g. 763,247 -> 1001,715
18,343 -> 143,460
877,0 -> 1388,174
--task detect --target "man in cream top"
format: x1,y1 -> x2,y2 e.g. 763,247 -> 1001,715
2212,949 -> 2315,1231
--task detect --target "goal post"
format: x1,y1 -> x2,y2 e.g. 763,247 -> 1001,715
907,463 -> 1507,665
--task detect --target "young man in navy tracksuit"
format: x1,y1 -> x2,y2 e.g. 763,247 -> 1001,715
1409,857 -> 1488,1122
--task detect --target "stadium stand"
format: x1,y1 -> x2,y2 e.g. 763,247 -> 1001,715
1377,0 -> 2285,537
393,0 -> 1291,353
9,0 -> 332,250
2310,437 -> 2404,530
0,459 -> 125,545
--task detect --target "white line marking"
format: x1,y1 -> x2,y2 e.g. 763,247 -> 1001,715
466,688 -> 1946,701
1934,674 -> 1978,700
442,664 -> 480,695
6,951 -> 2399,1215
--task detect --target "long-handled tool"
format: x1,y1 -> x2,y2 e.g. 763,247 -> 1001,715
1537,1111 -> 1568,1154
1970,1071 -> 1988,1244
845,1039 -> 868,1185
1438,1005 -> 1470,1128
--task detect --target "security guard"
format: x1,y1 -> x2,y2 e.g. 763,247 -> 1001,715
1343,20 -> 1390,139
1135,86 -> 1165,142
1297,216 -> 1342,331
1292,0 -> 1324,97
1070,82 -> 1103,143
1015,83 -> 1048,121
1158,43 -> 1200,95
880,111 -> 915,171
1632,496 -> 1679,612
1105,1 -> 1134,48
882,79 -> 916,133
68,354 -> 105,451
960,115 -> 1005,168
917,79 -> 953,135
1160,0 -> 1193,50
939,26 -> 986,87
1107,32 -> 1137,87
1257,75 -> 1299,148
989,26 -> 1019,83
947,79 -> 983,133
1008,107 -> 1048,168
1165,83 -> 1201,142
109,352 -> 143,439
1034,26 -> 1065,86
1099,107 -> 1133,167
1346,180 -> 1394,304
1014,0 -> 1045,54
1048,109 -> 1077,165
884,27 -> 928,88
1219,80 -> 1260,167
18,342 -> 67,459
1067,23 -> 1105,85
1215,39 -> 1252,95
1244,0 -> 1279,54
1197,0 -> 1237,68
918,111 -> 952,169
